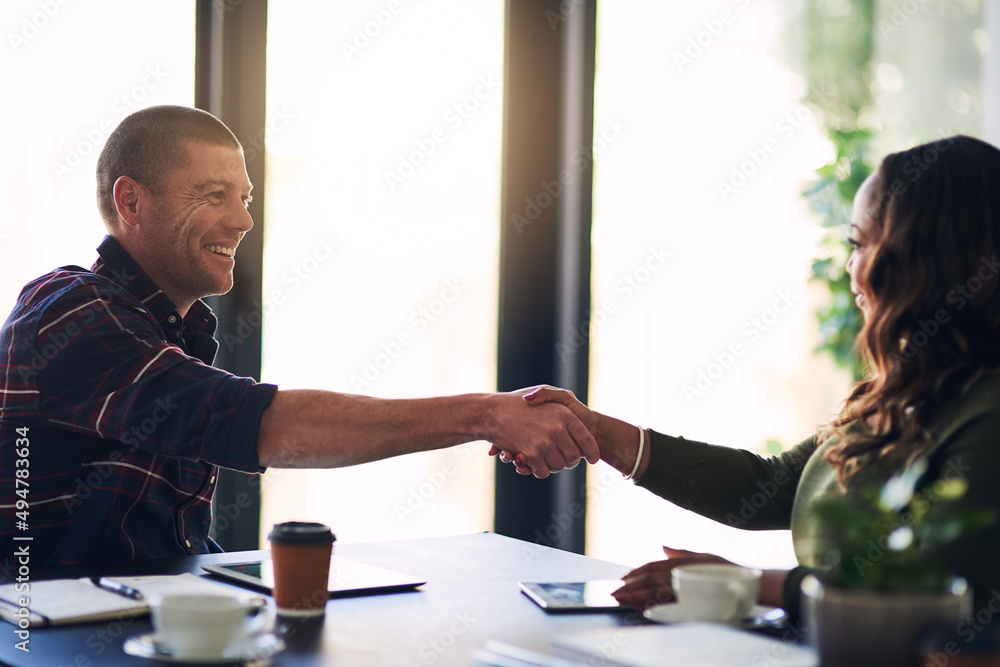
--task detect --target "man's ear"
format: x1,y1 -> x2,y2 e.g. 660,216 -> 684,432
112,176 -> 148,227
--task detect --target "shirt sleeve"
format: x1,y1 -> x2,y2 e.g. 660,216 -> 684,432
33,280 -> 275,473
636,430 -> 819,530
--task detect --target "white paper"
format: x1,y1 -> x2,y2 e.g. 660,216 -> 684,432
551,623 -> 818,667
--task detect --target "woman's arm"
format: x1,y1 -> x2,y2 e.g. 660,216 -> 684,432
516,386 -> 817,530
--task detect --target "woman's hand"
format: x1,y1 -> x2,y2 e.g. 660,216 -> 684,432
523,385 -> 600,434
611,546 -> 734,609
489,385 -> 597,475
489,384 -> 648,479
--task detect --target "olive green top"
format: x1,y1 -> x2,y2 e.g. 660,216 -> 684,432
637,370 -> 1000,616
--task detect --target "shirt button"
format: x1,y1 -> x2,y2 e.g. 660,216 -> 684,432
185,539 -> 191,548
167,315 -> 177,324
209,475 -> 216,484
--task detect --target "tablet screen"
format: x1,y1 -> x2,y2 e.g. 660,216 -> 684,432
203,558 -> 425,598
519,580 -> 631,612
220,561 -> 268,584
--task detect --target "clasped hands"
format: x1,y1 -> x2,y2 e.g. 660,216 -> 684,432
488,387 -> 752,609
487,385 -> 599,478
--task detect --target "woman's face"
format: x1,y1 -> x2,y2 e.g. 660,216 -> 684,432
847,173 -> 879,321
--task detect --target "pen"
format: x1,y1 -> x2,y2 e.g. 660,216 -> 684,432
96,577 -> 144,601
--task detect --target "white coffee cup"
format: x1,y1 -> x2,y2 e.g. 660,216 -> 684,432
150,593 -> 273,659
671,564 -> 762,624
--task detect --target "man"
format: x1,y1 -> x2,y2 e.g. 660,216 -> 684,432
0,105 -> 596,566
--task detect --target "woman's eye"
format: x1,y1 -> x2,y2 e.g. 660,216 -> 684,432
848,238 -> 861,250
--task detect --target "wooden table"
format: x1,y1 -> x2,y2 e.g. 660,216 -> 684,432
0,532 -> 635,666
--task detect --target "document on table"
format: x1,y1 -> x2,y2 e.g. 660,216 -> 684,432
0,573 -> 254,626
551,623 -> 818,667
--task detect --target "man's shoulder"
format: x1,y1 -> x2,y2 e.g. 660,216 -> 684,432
12,266 -> 144,326
21,265 -> 129,302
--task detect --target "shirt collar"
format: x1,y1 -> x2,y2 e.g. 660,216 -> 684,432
91,235 -> 217,335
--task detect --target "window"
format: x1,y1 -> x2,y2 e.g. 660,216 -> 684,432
259,0 -> 504,544
0,1 -> 196,316
586,0 -> 987,568
587,0 -> 849,568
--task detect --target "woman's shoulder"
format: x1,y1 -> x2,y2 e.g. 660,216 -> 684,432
942,367 -> 1000,417
927,367 -> 1000,456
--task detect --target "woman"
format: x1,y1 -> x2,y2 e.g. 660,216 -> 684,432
496,135 -> 1000,618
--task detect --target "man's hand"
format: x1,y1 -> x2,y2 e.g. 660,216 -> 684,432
484,389 -> 599,478
491,385 -> 646,479
487,385 -> 599,476
611,547 -> 734,609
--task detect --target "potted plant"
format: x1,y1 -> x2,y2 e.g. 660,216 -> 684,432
801,459 -> 996,667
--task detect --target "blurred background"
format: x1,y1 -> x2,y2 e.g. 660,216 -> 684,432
1,0 -> 994,570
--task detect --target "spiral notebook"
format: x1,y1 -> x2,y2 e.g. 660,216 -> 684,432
0,573 -> 254,627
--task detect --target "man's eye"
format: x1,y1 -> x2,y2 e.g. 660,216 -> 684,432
208,191 -> 225,201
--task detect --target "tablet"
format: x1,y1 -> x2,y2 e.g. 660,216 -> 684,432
518,580 -> 632,613
203,557 -> 426,598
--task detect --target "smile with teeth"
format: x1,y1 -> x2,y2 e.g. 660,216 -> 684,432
205,245 -> 236,258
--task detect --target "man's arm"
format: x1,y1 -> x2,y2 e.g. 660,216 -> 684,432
33,282 -> 596,477
257,388 -> 600,478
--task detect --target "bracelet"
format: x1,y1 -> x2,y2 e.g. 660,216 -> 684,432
624,427 -> 644,480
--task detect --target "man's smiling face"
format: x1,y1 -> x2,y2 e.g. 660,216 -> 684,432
135,141 -> 254,313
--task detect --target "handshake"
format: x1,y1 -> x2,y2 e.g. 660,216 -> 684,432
483,385 -> 612,479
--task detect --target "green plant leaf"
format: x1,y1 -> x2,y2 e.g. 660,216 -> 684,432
880,458 -> 928,512
927,477 -> 968,502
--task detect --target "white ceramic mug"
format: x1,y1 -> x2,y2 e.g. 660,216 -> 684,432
150,593 -> 273,659
671,564 -> 762,624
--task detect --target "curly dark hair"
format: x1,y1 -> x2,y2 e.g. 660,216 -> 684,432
825,135 -> 1000,485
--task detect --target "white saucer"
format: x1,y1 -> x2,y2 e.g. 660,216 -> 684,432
643,603 -> 780,626
123,632 -> 285,663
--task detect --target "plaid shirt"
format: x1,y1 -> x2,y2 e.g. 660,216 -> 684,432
0,236 -> 277,566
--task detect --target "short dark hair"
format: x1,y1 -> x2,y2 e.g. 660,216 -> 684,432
96,105 -> 241,229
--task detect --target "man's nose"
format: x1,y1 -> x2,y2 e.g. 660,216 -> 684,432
227,202 -> 254,233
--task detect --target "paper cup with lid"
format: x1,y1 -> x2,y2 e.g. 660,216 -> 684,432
267,521 -> 336,616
